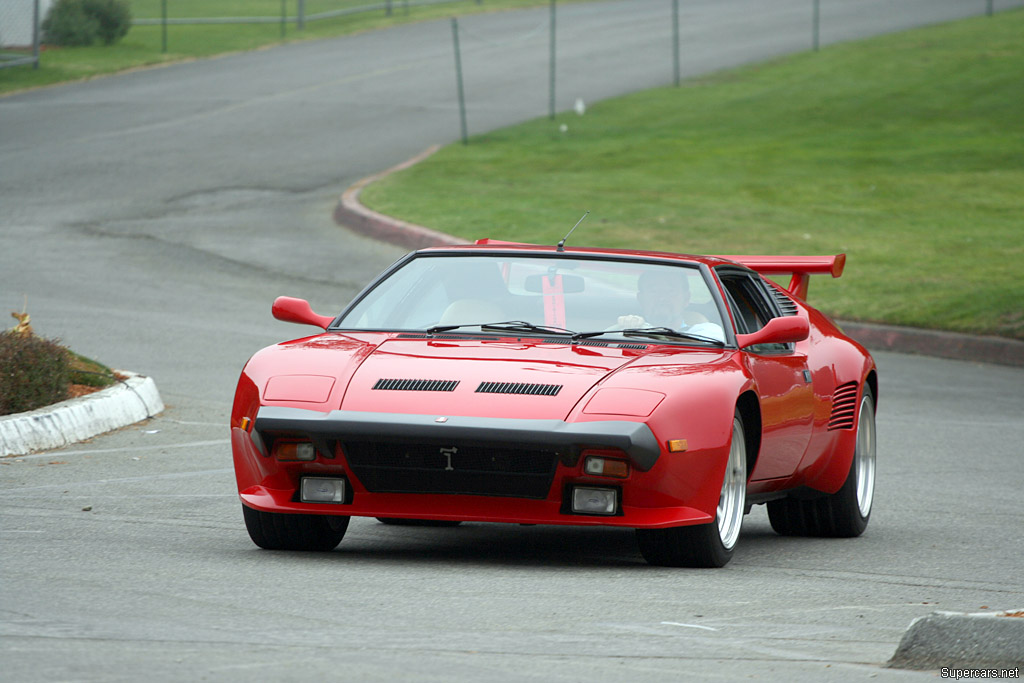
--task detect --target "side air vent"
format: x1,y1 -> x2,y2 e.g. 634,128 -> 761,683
768,284 -> 800,317
476,382 -> 562,396
828,382 -> 859,431
373,378 -> 460,392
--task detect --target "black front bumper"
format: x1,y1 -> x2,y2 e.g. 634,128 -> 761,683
254,407 -> 661,471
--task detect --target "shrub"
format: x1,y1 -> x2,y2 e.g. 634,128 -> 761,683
42,0 -> 131,47
0,331 -> 71,416
42,0 -> 99,47
84,0 -> 132,45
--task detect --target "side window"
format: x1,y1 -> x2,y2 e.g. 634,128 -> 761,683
720,274 -> 772,334
720,271 -> 791,353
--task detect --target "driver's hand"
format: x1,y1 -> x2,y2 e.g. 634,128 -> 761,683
616,314 -> 647,329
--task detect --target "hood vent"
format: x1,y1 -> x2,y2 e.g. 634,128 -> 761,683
395,333 -> 476,341
828,382 -> 859,431
373,378 -> 460,392
476,381 -> 562,396
577,340 -> 649,350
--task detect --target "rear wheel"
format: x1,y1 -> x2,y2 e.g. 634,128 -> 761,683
637,411 -> 747,568
243,505 -> 349,551
768,386 -> 876,537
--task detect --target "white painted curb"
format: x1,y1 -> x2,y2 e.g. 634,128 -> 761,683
0,371 -> 164,457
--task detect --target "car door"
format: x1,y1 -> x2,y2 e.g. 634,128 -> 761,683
717,269 -> 814,481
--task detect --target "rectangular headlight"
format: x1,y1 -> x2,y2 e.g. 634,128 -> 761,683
571,487 -> 617,515
300,477 -> 346,503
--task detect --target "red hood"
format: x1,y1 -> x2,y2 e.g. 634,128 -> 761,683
339,338 -> 645,420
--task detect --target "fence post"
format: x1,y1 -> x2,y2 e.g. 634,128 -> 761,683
386,0 -> 393,17
298,0 -> 305,30
672,0 -> 680,86
987,0 -> 994,16
812,0 -> 820,51
32,0 -> 40,68
161,0 -> 168,52
549,0 -> 556,120
451,18 -> 469,145
281,0 -> 287,38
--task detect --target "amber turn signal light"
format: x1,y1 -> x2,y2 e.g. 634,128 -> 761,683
583,456 -> 629,478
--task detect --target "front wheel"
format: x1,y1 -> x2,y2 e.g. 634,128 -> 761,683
768,386 -> 876,537
636,411 -> 747,568
243,505 -> 349,551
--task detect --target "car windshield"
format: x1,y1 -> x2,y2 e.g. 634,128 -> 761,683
336,254 -> 726,344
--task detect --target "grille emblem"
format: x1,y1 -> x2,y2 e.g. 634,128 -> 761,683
435,416 -> 448,423
440,446 -> 457,471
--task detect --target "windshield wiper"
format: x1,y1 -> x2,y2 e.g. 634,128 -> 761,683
572,327 -> 724,346
480,320 -> 575,336
425,320 -> 574,336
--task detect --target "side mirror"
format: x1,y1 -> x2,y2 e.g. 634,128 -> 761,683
736,316 -> 809,349
271,297 -> 335,330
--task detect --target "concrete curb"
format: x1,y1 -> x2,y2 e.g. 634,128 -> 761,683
0,371 -> 164,457
333,144 -> 470,251
888,610 -> 1024,670
333,147 -> 1024,368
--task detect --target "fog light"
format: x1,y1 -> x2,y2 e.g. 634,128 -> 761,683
584,456 -> 629,478
275,442 -> 316,461
300,477 -> 346,503
571,487 -> 617,515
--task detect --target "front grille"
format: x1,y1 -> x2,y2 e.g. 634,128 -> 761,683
476,381 -> 562,396
372,378 -> 460,392
828,382 -> 859,431
343,441 -> 558,499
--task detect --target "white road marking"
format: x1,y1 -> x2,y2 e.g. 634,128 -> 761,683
9,439 -> 229,460
661,622 -> 719,632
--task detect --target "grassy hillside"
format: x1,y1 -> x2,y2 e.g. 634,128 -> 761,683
362,10 -> 1024,339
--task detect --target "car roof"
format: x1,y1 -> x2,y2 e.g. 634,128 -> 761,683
417,240 -> 742,270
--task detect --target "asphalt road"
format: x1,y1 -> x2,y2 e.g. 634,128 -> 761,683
2,0 -> 1023,680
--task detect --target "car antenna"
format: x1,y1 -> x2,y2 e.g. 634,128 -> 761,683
557,211 -> 589,252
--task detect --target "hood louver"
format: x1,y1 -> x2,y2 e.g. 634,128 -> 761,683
828,382 -> 859,431
476,381 -> 562,396
373,378 -> 460,392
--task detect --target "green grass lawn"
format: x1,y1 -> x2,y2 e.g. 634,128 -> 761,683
0,0 -> 585,95
362,10 -> 1024,340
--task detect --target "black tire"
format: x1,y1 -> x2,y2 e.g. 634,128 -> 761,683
636,411 -> 748,568
376,517 -> 462,527
243,505 -> 349,551
768,386 -> 876,538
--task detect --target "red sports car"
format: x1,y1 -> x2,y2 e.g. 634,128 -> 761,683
231,240 -> 877,567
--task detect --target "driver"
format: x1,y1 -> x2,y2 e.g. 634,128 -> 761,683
614,269 -> 724,340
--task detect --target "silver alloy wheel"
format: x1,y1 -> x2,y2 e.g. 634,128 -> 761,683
854,393 -> 877,518
717,417 -> 747,550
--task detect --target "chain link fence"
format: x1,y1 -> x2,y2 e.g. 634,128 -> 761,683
0,0 -> 45,69
133,0 -> 483,50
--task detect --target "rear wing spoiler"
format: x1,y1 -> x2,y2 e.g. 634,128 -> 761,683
715,254 -> 846,300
